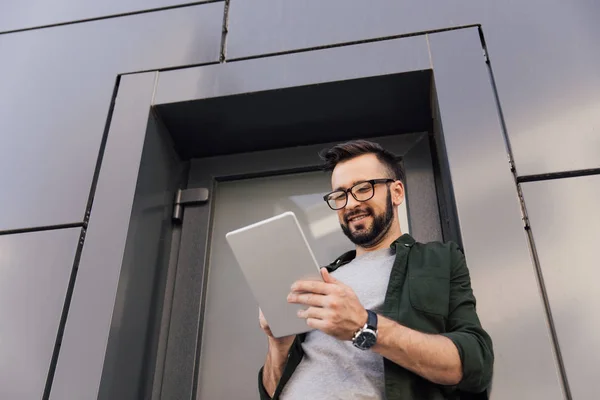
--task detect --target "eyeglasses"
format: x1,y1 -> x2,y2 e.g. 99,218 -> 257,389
323,179 -> 395,210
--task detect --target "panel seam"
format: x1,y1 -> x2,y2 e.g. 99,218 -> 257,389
226,24 -> 480,63
518,168 -> 600,183
42,224 -> 88,400
219,0 -> 231,62
0,0 -> 224,36
0,222 -> 84,236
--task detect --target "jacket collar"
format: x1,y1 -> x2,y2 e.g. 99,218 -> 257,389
391,233 -> 416,249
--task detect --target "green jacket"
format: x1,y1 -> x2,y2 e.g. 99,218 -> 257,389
259,234 -> 494,399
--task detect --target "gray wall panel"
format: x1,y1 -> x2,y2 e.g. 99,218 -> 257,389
227,0 -> 479,59
0,2 -> 223,232
429,29 -> 563,398
522,175 -> 600,400
0,0 -> 206,32
0,228 -> 80,400
156,35 -> 430,104
227,0 -> 600,175
49,73 -> 157,400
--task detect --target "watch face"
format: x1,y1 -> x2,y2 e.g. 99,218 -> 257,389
354,329 -> 377,350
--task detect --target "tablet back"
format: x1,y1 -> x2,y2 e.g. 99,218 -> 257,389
225,211 -> 323,338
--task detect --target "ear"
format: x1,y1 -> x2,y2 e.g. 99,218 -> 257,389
391,180 -> 405,206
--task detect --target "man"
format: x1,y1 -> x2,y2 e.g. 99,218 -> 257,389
258,140 -> 494,399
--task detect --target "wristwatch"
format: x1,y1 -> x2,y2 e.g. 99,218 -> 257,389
352,309 -> 378,350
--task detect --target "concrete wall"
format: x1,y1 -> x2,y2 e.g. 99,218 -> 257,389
1,0 -> 598,399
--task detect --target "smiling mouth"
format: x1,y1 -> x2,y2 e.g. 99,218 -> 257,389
347,214 -> 370,223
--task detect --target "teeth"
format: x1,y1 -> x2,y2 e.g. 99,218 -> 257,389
350,215 -> 368,222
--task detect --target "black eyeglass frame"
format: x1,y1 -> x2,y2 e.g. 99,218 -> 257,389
323,178 -> 396,210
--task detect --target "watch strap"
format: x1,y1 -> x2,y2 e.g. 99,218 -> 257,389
366,309 -> 378,331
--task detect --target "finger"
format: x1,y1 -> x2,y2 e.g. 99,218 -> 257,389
258,310 -> 268,328
320,268 -> 339,284
259,308 -> 268,322
287,292 -> 327,307
291,280 -> 334,295
297,306 -> 328,320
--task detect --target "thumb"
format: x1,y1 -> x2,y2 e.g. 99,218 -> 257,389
321,267 -> 339,284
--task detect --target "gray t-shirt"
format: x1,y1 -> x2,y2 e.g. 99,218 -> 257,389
281,247 -> 395,400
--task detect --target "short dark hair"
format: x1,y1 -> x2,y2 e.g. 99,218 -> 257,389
320,139 -> 405,183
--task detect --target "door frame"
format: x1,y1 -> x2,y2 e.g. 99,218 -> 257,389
158,132 -> 443,399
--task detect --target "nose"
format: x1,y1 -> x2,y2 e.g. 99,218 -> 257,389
345,193 -> 361,210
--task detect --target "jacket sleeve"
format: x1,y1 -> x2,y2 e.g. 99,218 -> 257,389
440,243 -> 494,394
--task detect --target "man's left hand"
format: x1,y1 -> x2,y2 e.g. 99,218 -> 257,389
287,268 -> 368,341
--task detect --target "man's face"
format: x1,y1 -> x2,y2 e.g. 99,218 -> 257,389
330,154 -> 400,248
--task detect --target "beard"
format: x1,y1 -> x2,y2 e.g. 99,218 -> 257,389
340,189 -> 395,248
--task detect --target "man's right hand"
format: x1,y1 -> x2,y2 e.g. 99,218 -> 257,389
259,308 -> 296,397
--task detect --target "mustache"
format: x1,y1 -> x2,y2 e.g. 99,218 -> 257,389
343,208 -> 372,224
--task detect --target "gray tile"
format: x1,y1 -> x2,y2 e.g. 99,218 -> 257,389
226,0 -> 479,59
481,1 -> 600,175
0,228 -> 80,400
0,0 -> 208,32
522,175 -> 600,400
0,2 -> 223,232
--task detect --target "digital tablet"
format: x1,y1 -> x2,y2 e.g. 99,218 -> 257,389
225,211 -> 323,338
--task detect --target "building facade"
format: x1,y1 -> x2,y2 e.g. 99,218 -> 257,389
1,1 -> 598,399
